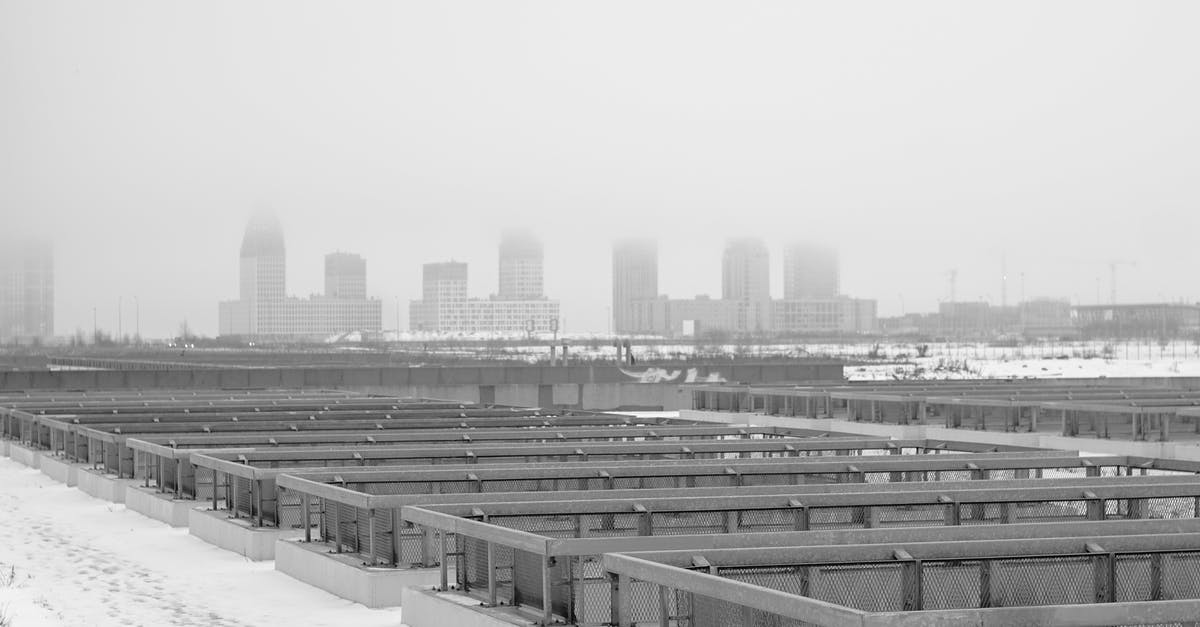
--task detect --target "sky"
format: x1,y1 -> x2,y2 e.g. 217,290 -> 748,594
2,1 -> 1199,339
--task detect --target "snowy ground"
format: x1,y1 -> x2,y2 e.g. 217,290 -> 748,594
0,458 -> 406,627
849,356 -> 1200,381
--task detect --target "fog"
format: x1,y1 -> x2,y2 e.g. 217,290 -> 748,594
3,1 -> 1199,338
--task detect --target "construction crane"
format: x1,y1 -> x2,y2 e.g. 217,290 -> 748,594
1108,260 -> 1138,305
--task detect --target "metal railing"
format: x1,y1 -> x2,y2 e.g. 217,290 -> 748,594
691,382 -> 1200,441
604,532 -> 1200,626
408,515 -> 1200,625
210,449 -> 1089,527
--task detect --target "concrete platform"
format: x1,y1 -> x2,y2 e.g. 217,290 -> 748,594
125,486 -> 196,527
188,507 -> 302,560
39,454 -> 79,486
275,539 -> 444,608
76,468 -> 132,503
8,442 -> 41,469
401,587 -> 530,627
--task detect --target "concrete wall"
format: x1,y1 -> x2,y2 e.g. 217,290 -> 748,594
188,507 -> 301,560
401,587 -> 526,627
0,362 -> 842,390
0,362 -> 841,411
275,540 -> 442,608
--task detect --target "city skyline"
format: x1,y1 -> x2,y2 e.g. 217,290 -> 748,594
5,2 -> 1200,338
5,218 -> 1200,340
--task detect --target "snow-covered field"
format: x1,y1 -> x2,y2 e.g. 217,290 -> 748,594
849,356 -> 1200,381
0,459 -> 406,627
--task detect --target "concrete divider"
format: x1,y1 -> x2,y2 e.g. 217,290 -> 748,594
76,469 -> 132,503
275,540 -> 444,608
400,587 -> 522,627
124,486 -> 195,527
188,507 -> 302,560
39,455 -> 78,486
8,442 -> 41,468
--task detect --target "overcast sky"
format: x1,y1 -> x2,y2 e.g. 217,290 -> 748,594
3,1 -> 1199,338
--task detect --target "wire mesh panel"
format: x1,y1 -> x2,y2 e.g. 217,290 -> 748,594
584,513 -> 642,537
458,536 -> 514,603
193,465 -> 215,500
807,507 -> 862,530
490,514 -> 580,538
875,504 -> 946,527
988,555 -> 1094,607
1161,551 -> 1200,599
574,557 -> 609,624
921,559 -> 984,610
809,563 -> 903,612
232,475 -> 254,519
651,511 -> 727,536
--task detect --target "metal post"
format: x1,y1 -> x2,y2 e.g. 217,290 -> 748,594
897,550 -> 922,611
487,540 -> 497,606
303,493 -> 312,542
390,509 -> 401,567
333,501 -> 342,553
253,479 -> 264,527
542,555 -> 553,626
367,509 -> 376,565
439,530 -> 448,591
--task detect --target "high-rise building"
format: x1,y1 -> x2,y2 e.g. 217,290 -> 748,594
410,262 -> 469,332
239,211 -> 286,303
0,240 -> 54,343
721,238 -> 771,331
219,213 -> 381,339
497,231 -> 544,301
722,238 -> 770,302
612,239 -> 658,334
783,242 -> 839,300
325,252 -> 367,299
410,259 -> 560,334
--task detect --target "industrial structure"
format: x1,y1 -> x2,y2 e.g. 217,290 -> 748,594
218,212 -> 382,340
5,367 -> 1200,625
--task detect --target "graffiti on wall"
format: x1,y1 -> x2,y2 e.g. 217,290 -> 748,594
619,367 -> 728,384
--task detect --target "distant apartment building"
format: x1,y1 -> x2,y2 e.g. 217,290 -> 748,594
409,259 -> 560,335
612,239 -> 658,334
1074,303 -> 1200,338
722,238 -> 771,331
324,252 -> 367,300
783,242 -> 839,300
497,231 -> 544,300
1019,299 -> 1077,338
618,237 -> 874,337
218,213 -> 381,340
773,298 -> 877,334
0,240 -> 54,343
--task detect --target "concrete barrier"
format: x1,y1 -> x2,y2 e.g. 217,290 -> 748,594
400,587 -> 523,627
275,540 -> 444,608
39,455 -> 78,486
124,486 -> 195,527
76,469 -> 132,503
188,507 -> 302,560
8,442 -> 41,469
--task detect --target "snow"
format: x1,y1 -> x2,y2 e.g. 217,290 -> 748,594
0,459 -> 405,627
